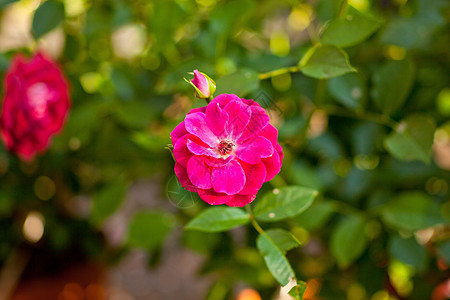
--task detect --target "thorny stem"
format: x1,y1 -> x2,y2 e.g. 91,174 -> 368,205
245,205 -> 265,235
258,66 -> 301,80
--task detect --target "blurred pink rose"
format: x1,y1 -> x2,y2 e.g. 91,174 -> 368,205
171,94 -> 283,207
0,52 -> 70,161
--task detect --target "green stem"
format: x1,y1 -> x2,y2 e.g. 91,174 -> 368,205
258,66 -> 300,80
245,205 -> 265,234
338,0 -> 348,19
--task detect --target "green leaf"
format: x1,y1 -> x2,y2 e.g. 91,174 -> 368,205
321,6 -> 383,47
299,44 -> 356,79
214,69 -> 259,96
380,191 -> 447,232
289,281 -> 307,300
437,240 -> 450,264
90,179 -> 127,225
0,0 -> 18,9
384,114 -> 436,164
371,58 -> 415,115
185,207 -> 250,232
127,211 -> 176,250
330,215 -> 368,268
328,73 -> 365,109
256,233 -> 295,286
389,235 -> 427,271
293,201 -> 335,231
32,0 -> 65,39
253,186 -> 318,222
265,229 -> 301,253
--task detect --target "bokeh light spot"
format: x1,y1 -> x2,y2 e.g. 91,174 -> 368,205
23,211 -> 45,243
34,176 -> 56,201
270,31 -> 290,57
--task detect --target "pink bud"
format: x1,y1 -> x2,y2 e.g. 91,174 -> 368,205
185,70 -> 216,100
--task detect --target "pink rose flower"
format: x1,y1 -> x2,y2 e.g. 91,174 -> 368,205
0,52 -> 70,161
186,69 -> 216,99
171,94 -> 283,207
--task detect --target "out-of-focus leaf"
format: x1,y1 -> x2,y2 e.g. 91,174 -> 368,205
352,122 -> 381,155
265,229 -> 301,253
380,191 -> 448,232
214,69 -> 259,96
0,0 -> 18,9
253,186 -> 317,222
384,114 -> 436,164
437,240 -> 450,264
182,231 -> 220,255
32,0 -> 65,39
389,235 -> 427,271
299,45 -> 356,79
210,0 -> 254,35
127,211 -> 175,250
321,6 -> 383,47
257,233 -> 295,286
330,215 -> 368,268
185,207 -> 249,232
90,179 -> 127,225
289,281 -> 307,300
293,201 -> 335,231
328,73 -> 365,109
371,58 -> 415,115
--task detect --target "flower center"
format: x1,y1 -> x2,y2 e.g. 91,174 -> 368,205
217,140 -> 234,155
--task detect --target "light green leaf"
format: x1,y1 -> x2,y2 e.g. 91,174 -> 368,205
127,211 -> 176,250
265,229 -> 301,253
328,73 -> 365,109
32,0 -> 65,39
0,0 -> 18,9
214,69 -> 259,96
321,6 -> 383,47
185,207 -> 250,232
380,191 -> 447,232
330,215 -> 368,268
90,179 -> 127,225
389,235 -> 427,271
371,58 -> 415,115
384,114 -> 436,164
253,186 -> 318,222
257,233 -> 295,286
289,281 -> 307,300
299,45 -> 356,79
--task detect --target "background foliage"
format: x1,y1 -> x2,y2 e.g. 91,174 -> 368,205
0,0 -> 449,299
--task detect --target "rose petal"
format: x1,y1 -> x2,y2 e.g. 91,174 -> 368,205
187,139 -> 220,158
205,102 -> 229,138
184,112 -> 219,147
225,194 -> 256,207
238,105 -> 270,143
210,94 -> 242,109
187,156 -> 212,189
174,163 -> 198,192
224,100 -> 251,140
211,159 -> 246,195
236,136 -> 274,164
171,122 -> 188,145
239,161 -> 267,195
262,148 -> 282,182
259,124 -> 278,145
197,189 -> 233,205
173,135 -> 195,168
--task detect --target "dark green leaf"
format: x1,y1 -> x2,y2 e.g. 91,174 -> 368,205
257,233 -> 295,286
289,281 -> 307,300
293,201 -> 335,231
90,179 -> 127,225
384,114 -> 436,164
328,73 -> 365,109
371,58 -> 415,115
321,6 -> 383,47
437,240 -> 450,264
32,0 -> 65,39
185,207 -> 250,232
330,215 -> 368,268
299,45 -> 356,79
127,211 -> 176,250
214,69 -> 259,96
389,235 -> 427,271
265,229 -> 301,253
380,192 -> 448,232
253,186 -> 318,222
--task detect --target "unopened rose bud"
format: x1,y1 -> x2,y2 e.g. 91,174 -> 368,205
185,70 -> 216,100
